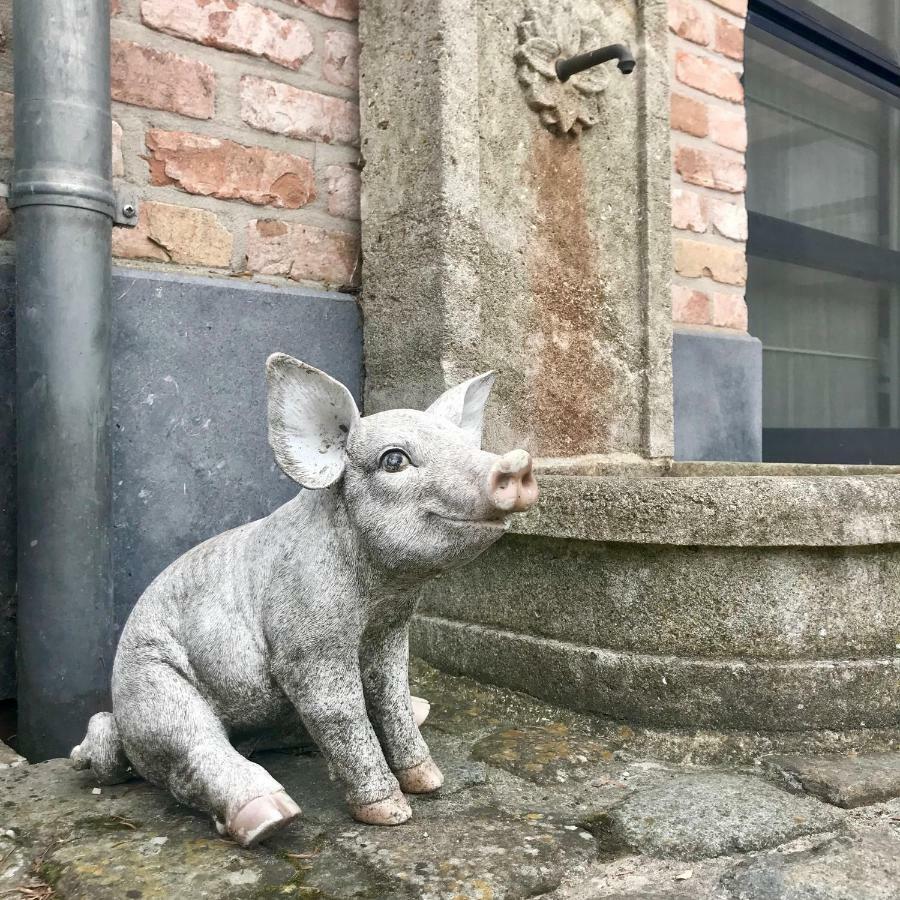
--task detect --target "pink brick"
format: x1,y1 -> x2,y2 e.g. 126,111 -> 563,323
141,0 -> 314,72
675,50 -> 743,102
0,200 -> 12,240
709,105 -> 747,152
709,198 -> 747,241
712,292 -> 748,329
113,201 -> 233,267
325,164 -> 360,220
0,92 -> 14,157
715,16 -> 745,60
111,0 -> 122,14
246,219 -> 359,287
668,0 -> 710,46
675,238 -> 747,286
112,121 -> 125,178
146,129 -> 316,209
672,284 -> 711,325
289,0 -> 357,21
323,30 -> 359,90
112,41 -> 215,119
671,93 -> 709,137
240,76 -> 359,145
672,188 -> 707,233
675,146 -> 746,193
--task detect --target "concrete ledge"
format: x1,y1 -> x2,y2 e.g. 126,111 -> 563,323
413,616 -> 900,731
515,473 -> 900,546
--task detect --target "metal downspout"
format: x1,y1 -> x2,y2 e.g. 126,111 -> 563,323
10,0 -> 115,760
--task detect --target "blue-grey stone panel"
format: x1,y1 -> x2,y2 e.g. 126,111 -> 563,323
0,266 -> 363,697
673,325 -> 762,462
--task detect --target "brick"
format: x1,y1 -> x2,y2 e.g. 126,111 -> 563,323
112,121 -> 125,178
672,189 -> 708,233
675,50 -> 743,102
111,0 -> 122,14
707,0 -> 747,16
0,200 -> 12,240
0,91 -> 13,157
325,164 -> 360,219
715,16 -> 744,60
111,41 -> 215,119
141,0 -> 314,72
709,198 -> 747,241
113,201 -> 232,267
671,93 -> 708,137
712,292 -> 748,329
675,146 -> 746,193
246,219 -> 358,287
240,76 -> 359,145
146,129 -> 316,209
668,0 -> 710,46
709,105 -> 747,152
289,0 -> 357,21
675,238 -> 747,286
323,30 -> 359,90
672,284 -> 711,325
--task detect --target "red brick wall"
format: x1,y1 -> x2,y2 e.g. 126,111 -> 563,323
668,0 -> 749,331
110,0 -> 360,290
0,0 -> 361,292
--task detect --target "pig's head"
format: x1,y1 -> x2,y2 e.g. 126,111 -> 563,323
266,353 -> 538,576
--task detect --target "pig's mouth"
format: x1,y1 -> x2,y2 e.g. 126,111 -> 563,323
429,513 -> 509,530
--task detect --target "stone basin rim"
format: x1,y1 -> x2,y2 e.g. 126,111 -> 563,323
514,470 -> 900,547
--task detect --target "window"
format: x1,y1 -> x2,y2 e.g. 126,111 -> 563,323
745,0 -> 900,463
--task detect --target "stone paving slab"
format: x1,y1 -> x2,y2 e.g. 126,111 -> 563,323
592,773 -> 843,861
1,663 -> 898,899
723,827 -> 900,899
766,752 -> 900,809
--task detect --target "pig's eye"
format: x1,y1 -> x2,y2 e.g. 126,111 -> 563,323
379,449 -> 411,473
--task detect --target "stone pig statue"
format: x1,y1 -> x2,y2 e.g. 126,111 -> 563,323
71,353 -> 538,847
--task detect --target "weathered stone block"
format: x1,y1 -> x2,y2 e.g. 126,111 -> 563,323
723,829 -> 900,900
596,774 -> 840,859
766,752 -> 900,808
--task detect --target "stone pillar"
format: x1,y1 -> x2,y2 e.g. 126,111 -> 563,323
360,0 -> 673,462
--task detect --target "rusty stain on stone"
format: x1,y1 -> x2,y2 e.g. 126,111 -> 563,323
525,126 -> 615,456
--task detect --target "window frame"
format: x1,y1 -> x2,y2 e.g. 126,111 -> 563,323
746,0 -> 900,464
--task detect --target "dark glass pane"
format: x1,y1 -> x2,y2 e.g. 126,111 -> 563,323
745,28 -> 899,251
812,0 -> 899,60
745,24 -> 900,442
747,256 -> 897,428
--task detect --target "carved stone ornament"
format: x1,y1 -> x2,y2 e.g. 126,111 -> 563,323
515,1 -> 610,136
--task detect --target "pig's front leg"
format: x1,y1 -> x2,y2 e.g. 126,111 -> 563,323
272,646 -> 410,826
361,623 -> 444,794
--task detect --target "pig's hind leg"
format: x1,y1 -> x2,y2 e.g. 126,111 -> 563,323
115,663 -> 301,847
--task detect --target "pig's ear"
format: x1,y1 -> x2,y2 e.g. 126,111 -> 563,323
266,353 -> 360,489
426,371 -> 496,446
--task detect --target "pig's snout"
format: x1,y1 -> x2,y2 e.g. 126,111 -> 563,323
487,449 -> 538,513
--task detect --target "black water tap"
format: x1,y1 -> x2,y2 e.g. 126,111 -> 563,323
555,43 -> 636,82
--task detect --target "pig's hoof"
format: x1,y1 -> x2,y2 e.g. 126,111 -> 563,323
410,695 -> 430,726
227,790 -> 302,847
350,789 -> 412,826
396,757 -> 444,794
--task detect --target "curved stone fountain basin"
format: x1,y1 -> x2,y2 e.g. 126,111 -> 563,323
412,463 -> 900,737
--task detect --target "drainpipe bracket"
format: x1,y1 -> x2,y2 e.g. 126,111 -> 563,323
114,190 -> 139,228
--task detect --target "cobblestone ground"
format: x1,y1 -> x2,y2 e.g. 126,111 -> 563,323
1,662 -> 898,899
